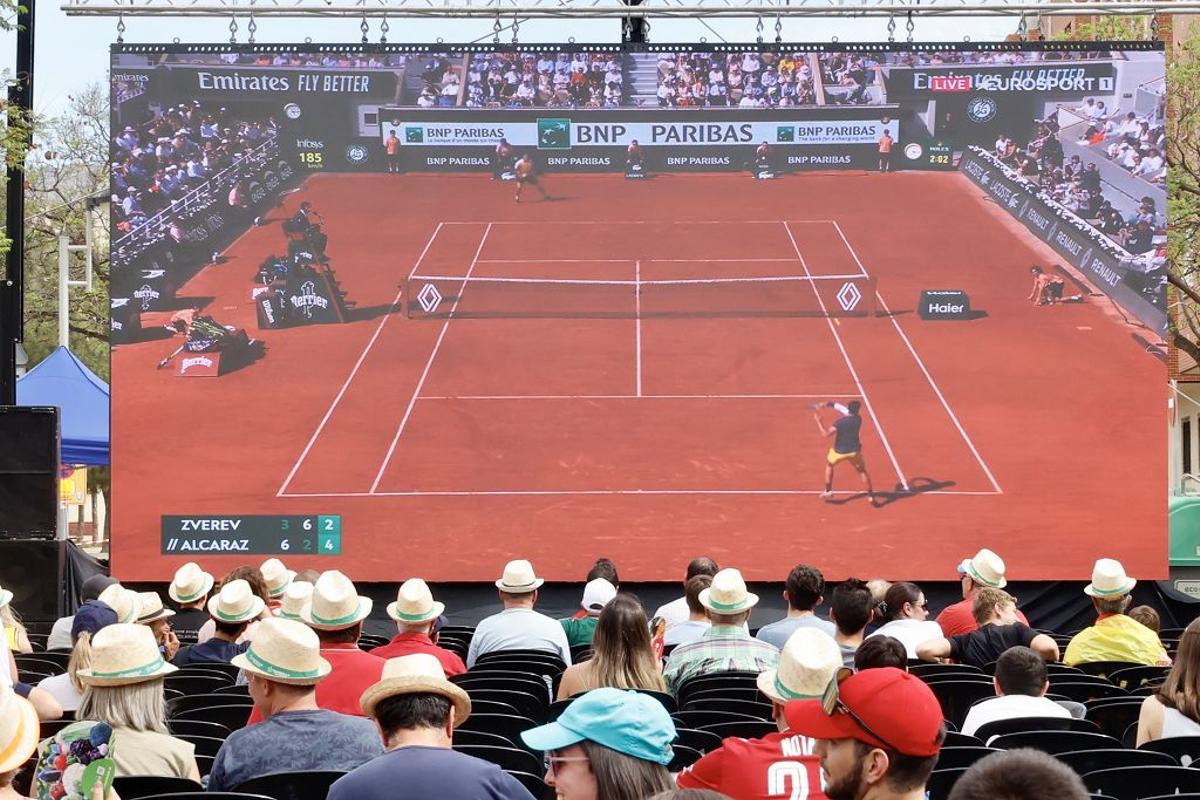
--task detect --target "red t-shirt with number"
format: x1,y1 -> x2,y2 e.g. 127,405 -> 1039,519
677,731 -> 828,800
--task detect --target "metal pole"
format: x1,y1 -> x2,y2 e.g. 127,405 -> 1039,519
58,236 -> 69,348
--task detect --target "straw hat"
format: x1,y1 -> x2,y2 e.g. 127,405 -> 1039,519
360,654 -> 471,724
699,568 -> 759,615
0,584 -> 12,611
98,583 -> 140,624
169,562 -> 214,604
495,560 -> 545,594
76,623 -> 178,687
232,617 -> 331,686
757,628 -> 843,704
207,579 -> 267,624
302,571 -> 373,631
277,581 -> 314,621
136,591 -> 176,624
261,558 -> 296,599
1085,558 -> 1137,598
0,682 -> 38,773
387,579 -> 445,625
957,548 -> 1008,589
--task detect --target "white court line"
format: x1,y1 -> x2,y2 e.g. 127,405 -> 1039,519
635,259 -> 643,397
783,221 -> 910,492
275,221 -> 445,498
369,223 -> 494,494
831,220 -> 1004,494
475,258 -> 802,264
280,488 -> 1002,498
409,274 -> 866,286
417,393 -> 862,401
440,220 -> 809,226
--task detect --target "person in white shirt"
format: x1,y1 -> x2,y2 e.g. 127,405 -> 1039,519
1135,147 -> 1165,177
653,557 -> 719,631
663,576 -> 711,648
961,646 -> 1071,739
466,560 -> 571,667
46,575 -> 118,651
867,581 -> 943,659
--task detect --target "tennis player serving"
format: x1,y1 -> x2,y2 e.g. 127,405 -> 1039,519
514,152 -> 549,203
813,400 -> 878,506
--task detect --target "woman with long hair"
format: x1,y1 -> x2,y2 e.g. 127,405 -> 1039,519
865,581 -> 943,659
1137,617 -> 1200,745
0,587 -> 33,654
557,593 -> 666,700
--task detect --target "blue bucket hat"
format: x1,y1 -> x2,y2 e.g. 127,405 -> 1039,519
520,688 -> 676,766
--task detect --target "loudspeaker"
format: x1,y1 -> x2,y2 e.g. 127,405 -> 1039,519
0,406 -> 60,538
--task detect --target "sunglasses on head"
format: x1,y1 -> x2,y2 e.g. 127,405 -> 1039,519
820,667 -> 904,753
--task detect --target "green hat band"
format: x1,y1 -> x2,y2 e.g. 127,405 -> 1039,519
311,603 -> 365,626
245,647 -> 321,679
92,655 -> 166,679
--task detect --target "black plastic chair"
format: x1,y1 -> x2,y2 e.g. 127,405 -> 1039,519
972,715 -> 1098,743
909,663 -> 985,680
1139,737 -> 1200,766
38,718 -> 78,739
472,659 -> 565,681
926,680 -> 995,729
506,771 -> 550,800
943,731 -> 983,748
684,686 -> 771,706
168,718 -> 231,739
1056,748 -> 1176,777
672,710 -> 765,730
471,699 -> 521,717
169,692 -> 254,716
669,744 -> 704,771
17,651 -> 70,669
455,729 -> 518,749
933,746 -> 998,770
452,672 -> 551,700
1085,698 -> 1146,740
439,625 -> 477,638
925,767 -> 969,800
112,776 -> 203,799
466,688 -> 548,721
177,733 -> 226,757
1123,721 -> 1140,748
477,649 -> 566,668
456,713 -> 539,748
1108,665 -> 1170,691
213,683 -> 252,697
569,644 -> 593,663
1048,681 -> 1129,703
195,754 -> 215,777
699,720 -> 777,740
676,672 -> 760,705
173,704 -> 252,732
1084,766 -> 1200,799
683,697 -> 773,720
164,673 -> 230,696
454,745 -> 543,774
674,727 -> 724,754
235,770 -> 348,800
179,661 -> 242,682
14,655 -> 67,676
989,729 -> 1120,754
1044,663 -> 1087,676
136,793 -> 273,800
1074,661 -> 1145,680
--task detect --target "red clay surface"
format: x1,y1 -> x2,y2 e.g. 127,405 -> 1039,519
111,171 -> 1166,583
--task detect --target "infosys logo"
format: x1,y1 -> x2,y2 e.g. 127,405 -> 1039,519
537,118 -> 571,150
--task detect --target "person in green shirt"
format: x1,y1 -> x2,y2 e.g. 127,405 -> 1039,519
560,578 -> 617,648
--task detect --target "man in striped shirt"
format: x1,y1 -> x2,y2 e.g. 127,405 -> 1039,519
664,568 -> 779,695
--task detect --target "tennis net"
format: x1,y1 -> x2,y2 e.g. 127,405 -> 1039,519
405,273 -> 877,319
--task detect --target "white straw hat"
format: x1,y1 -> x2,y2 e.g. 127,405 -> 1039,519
360,654 -> 471,724
0,682 -> 38,773
136,591 -> 176,624
261,558 -> 296,599
207,579 -> 267,624
98,584 -> 140,624
232,617 -> 331,686
757,628 -> 843,704
0,584 -> 12,611
700,568 -> 759,614
277,581 -> 314,621
387,578 -> 445,625
76,623 -> 178,687
957,548 -> 1008,589
495,560 -> 545,594
302,570 -> 373,631
169,562 -> 214,605
1085,558 -> 1137,598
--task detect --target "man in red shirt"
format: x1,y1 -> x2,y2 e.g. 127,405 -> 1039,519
371,578 -> 465,677
247,570 -> 382,724
936,548 -> 1029,637
677,627 -> 842,798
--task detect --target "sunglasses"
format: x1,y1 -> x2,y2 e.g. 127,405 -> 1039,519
820,667 -> 903,754
544,753 -> 590,776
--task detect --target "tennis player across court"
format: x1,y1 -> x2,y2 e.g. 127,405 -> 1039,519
813,400 -> 879,506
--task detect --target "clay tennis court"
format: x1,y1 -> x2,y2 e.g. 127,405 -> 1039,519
111,170 -> 1165,583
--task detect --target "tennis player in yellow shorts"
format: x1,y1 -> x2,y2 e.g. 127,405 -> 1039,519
813,400 -> 879,506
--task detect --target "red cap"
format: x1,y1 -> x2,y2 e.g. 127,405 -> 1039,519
784,667 -> 943,757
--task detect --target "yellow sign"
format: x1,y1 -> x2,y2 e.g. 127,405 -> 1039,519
60,468 -> 87,504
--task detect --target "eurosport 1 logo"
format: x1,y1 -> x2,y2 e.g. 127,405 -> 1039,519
345,144 -> 370,164
537,118 -> 571,150
966,96 -> 999,124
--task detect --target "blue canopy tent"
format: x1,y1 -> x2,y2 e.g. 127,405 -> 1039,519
16,346 -> 110,466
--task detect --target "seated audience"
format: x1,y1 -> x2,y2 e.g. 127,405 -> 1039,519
466,560 -> 571,667
371,578 -> 465,676
36,624 -> 200,786
655,556 -> 720,631
854,635 -> 908,672
0,590 -> 32,654
1136,616 -> 1200,745
276,580 -> 314,621
557,593 -> 667,700
785,667 -> 945,800
947,748 -> 1089,800
173,578 -> 259,665
663,568 -> 779,695
98,583 -> 140,625
917,588 -> 1059,668
0,681 -> 39,800
587,557 -> 620,590
137,591 -> 180,662
47,574 -> 117,650
829,578 -> 874,667
678,628 -> 842,797
1065,558 -> 1170,667
664,575 -> 712,648
37,600 -> 118,713
936,549 -> 1028,636
207,618 -> 383,790
867,582 -> 942,659
329,654 -> 534,799
961,646 -> 1071,738
756,563 -> 836,648
197,566 -> 273,644
166,562 -> 214,638
1129,604 -> 1161,633
261,557 -> 296,611
559,577 -> 617,647
522,688 -> 675,798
